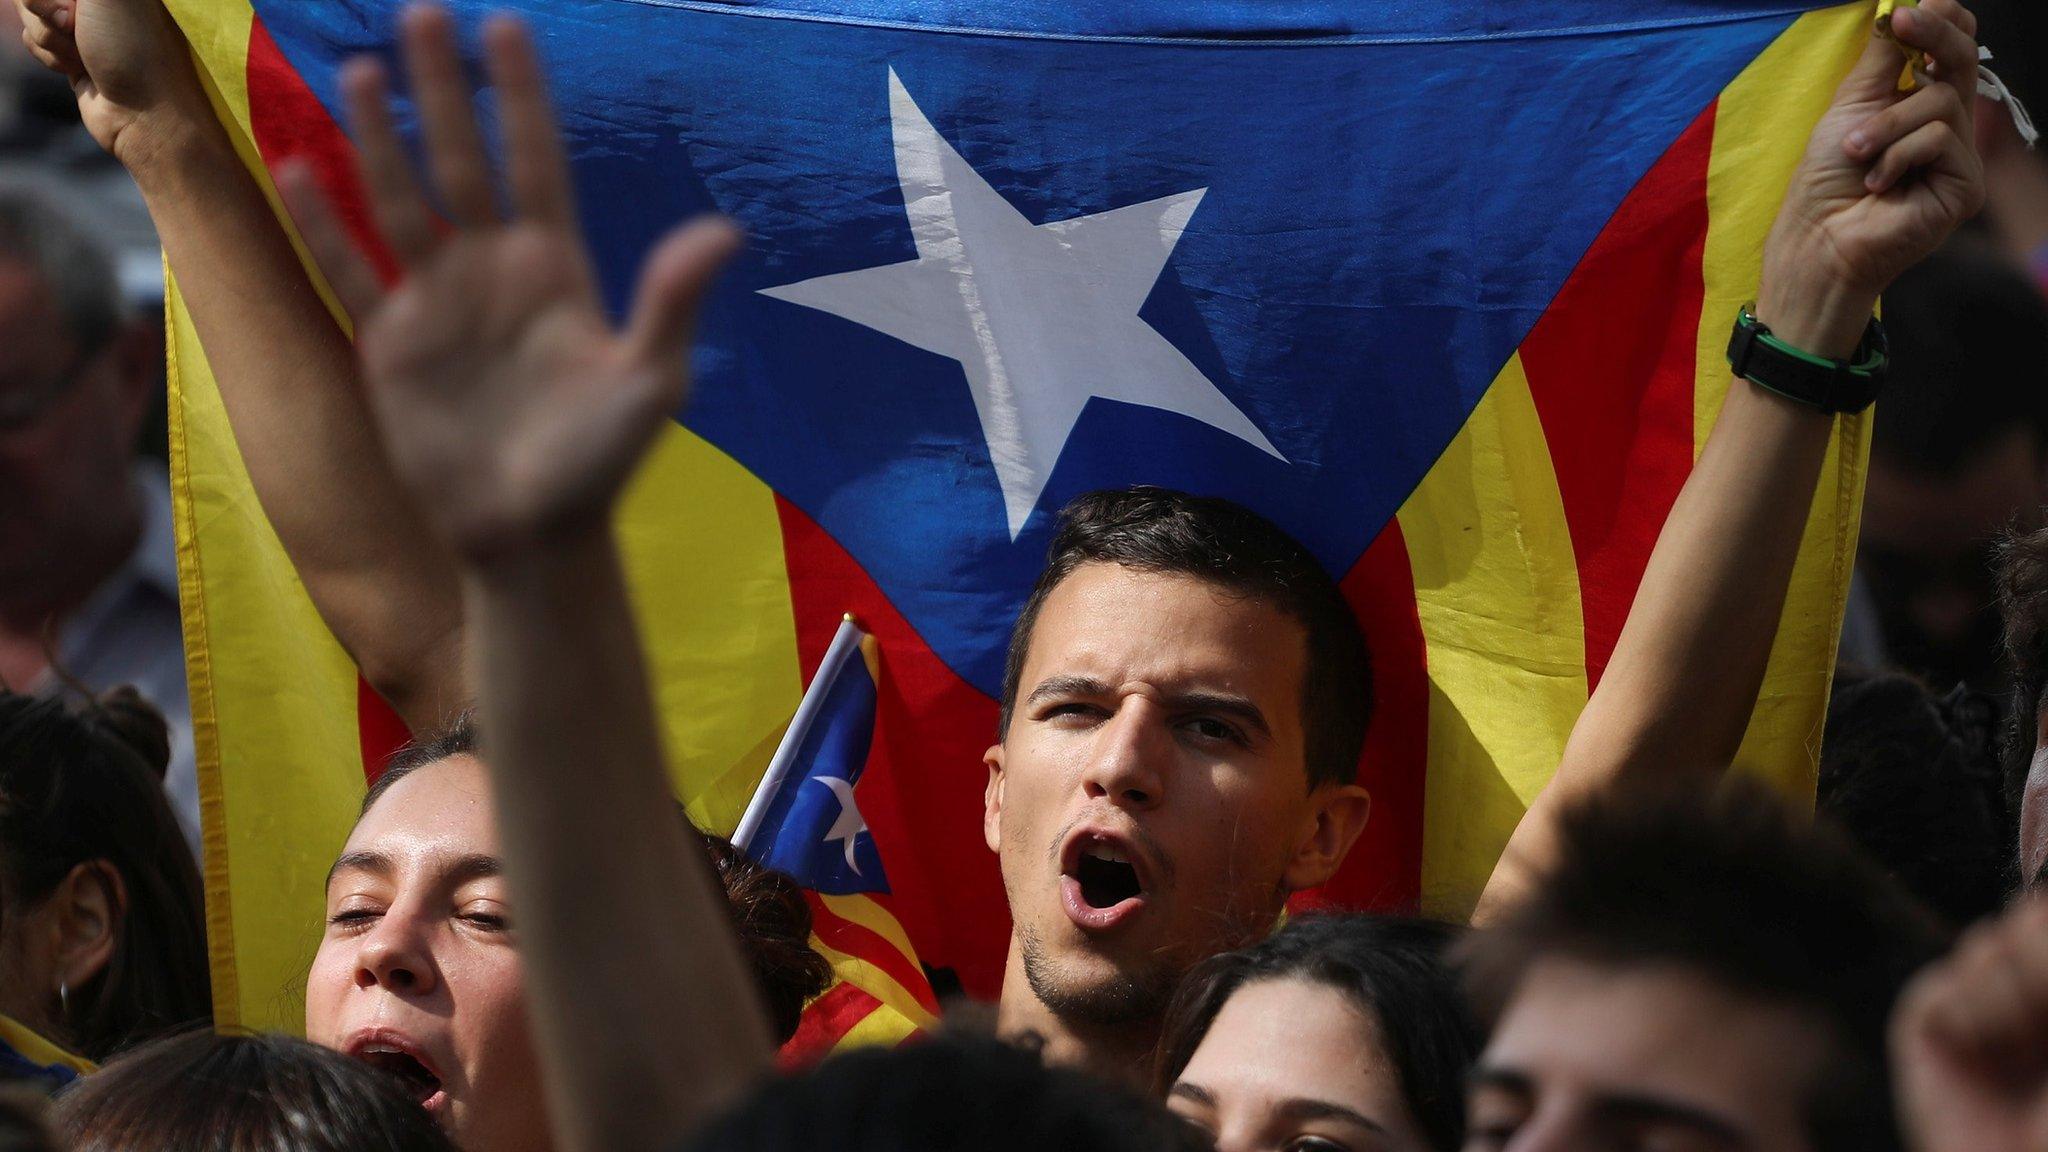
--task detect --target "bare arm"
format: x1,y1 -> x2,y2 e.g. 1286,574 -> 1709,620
18,0 -> 465,728
279,9 -> 769,1149
1476,0 -> 1989,922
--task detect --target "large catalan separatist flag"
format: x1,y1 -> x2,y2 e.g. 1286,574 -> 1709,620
731,616 -> 939,1058
163,0 -> 1878,1031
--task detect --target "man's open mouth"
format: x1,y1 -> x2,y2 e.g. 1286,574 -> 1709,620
1073,843 -> 1144,909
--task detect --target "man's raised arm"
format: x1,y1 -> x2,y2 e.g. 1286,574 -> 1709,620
18,0 -> 466,728
1478,0 -> 1989,922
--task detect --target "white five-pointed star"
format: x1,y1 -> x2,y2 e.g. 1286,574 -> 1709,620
760,68 -> 1286,538
813,776 -> 868,875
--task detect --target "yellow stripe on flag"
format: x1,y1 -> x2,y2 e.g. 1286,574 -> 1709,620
1402,355 -> 1588,921
829,998 -> 925,1053
808,940 -> 941,1032
1697,3 -> 1873,800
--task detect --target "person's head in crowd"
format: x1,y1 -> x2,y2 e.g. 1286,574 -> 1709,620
1860,239 -> 2048,689
0,688 -> 207,1065
985,487 -> 1374,1058
683,1032 -> 1210,1152
305,717 -> 830,1152
0,188 -> 158,630
1155,914 -> 1478,1152
1819,667 -> 2011,926
1461,779 -> 1949,1152
53,1028 -> 457,1152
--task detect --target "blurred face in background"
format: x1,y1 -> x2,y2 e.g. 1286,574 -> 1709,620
0,256 -> 152,613
304,756 -> 548,1152
1861,427 -> 2048,689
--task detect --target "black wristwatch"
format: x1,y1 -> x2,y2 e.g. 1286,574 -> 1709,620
1726,305 -> 1888,414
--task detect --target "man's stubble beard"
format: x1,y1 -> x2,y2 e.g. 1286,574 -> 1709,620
1016,921 -> 1185,1028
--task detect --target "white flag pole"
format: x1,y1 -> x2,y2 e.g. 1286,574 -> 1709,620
731,614 -> 867,854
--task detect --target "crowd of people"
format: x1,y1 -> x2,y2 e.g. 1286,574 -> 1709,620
3,0 -> 2048,1149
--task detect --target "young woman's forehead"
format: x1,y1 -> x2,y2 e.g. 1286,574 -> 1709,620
344,756 -> 501,860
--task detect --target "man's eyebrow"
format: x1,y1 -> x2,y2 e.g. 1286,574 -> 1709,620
1164,690 -> 1270,736
326,849 -> 392,891
1025,674 -> 1110,708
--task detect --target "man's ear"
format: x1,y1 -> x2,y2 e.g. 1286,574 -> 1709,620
983,744 -> 1006,854
54,860 -> 125,999
1282,785 -> 1372,893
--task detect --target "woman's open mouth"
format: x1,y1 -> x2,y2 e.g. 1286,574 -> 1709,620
346,1032 -> 449,1114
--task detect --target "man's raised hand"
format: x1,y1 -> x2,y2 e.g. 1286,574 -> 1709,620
1894,896 -> 2048,1152
277,3 -> 740,566
1761,0 -> 1985,356
15,0 -> 215,164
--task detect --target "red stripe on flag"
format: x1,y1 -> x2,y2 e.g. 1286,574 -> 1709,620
803,893 -> 941,1015
246,17 -> 404,284
357,681 -> 412,784
774,498 -> 1008,998
1519,104 -> 1715,690
779,981 -> 882,1069
1298,517 -> 1429,914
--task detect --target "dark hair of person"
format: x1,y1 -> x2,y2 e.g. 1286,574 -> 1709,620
683,1032 -> 1210,1152
1819,668 -> 2012,924
360,715 -> 831,1044
0,689 -> 209,1060
1155,914 -> 1479,1152
1462,779 -> 1951,1152
1870,239 -> 2048,475
53,1029 -> 456,1152
0,1087 -> 60,1152
1998,526 -> 2048,816
999,487 -> 1372,790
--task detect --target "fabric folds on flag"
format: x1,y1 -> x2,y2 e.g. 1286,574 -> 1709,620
160,0 -> 1875,1032
734,617 -> 939,1059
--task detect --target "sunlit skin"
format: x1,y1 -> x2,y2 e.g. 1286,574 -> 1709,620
1170,977 -> 1434,1152
1466,960 -> 1830,1152
304,756 -> 550,1152
985,562 -> 1371,1070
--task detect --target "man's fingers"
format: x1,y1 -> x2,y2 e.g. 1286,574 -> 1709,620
622,216 -> 743,371
18,6 -> 80,73
482,14 -> 577,229
1847,81 -> 1965,162
1919,0 -> 1978,43
1866,119 -> 1971,196
1893,3 -> 1981,110
275,160 -> 389,325
400,2 -> 501,228
340,56 -> 441,269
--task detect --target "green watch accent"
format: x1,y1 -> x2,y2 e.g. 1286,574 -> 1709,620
1726,304 -> 1888,415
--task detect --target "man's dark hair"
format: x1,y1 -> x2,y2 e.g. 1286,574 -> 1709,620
1999,527 -> 2048,815
683,1032 -> 1210,1152
1820,668 -> 2012,925
1156,915 -> 1478,1152
1462,779 -> 1951,1152
0,689 -> 209,1061
999,487 -> 1372,790
1871,239 -> 2048,476
54,1029 -> 456,1152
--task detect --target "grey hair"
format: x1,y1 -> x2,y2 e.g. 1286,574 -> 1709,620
0,185 -> 124,354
